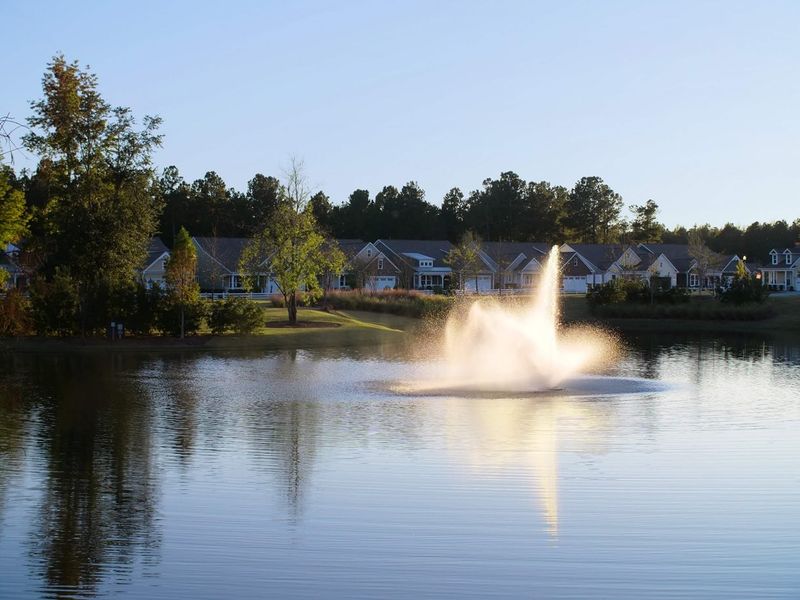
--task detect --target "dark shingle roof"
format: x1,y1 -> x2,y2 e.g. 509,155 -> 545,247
564,244 -> 627,271
193,237 -> 252,272
376,239 -> 454,268
142,237 -> 169,269
333,239 -> 366,260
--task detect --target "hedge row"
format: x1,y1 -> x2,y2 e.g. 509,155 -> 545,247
594,303 -> 775,321
322,290 -> 455,319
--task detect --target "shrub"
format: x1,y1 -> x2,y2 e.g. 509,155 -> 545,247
156,296 -> 209,336
720,275 -> 769,305
209,297 -> 264,334
125,283 -> 163,335
325,289 -> 455,319
0,289 -> 33,336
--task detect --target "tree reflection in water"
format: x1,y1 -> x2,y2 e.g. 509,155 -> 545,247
0,354 -> 161,598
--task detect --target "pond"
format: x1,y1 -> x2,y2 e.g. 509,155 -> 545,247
0,334 -> 798,599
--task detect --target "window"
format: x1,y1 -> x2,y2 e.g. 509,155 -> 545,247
772,253 -> 778,265
420,260 -> 432,268
689,273 -> 699,287
367,248 -> 372,257
338,275 -> 347,287
786,253 -> 792,265
378,258 -> 384,270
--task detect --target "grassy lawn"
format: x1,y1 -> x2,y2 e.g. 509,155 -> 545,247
0,308 -> 417,352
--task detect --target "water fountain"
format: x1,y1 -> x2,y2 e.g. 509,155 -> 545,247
421,246 -> 615,393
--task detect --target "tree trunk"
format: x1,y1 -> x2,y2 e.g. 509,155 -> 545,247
180,305 -> 185,339
287,292 -> 298,324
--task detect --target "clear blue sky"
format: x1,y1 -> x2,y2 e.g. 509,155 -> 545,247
4,0 -> 799,228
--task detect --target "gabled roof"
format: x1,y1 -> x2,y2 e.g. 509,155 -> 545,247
333,239 -> 367,260
193,237 -> 253,273
766,248 -> 800,267
375,239 -> 454,268
560,244 -> 626,271
479,242 -> 552,273
142,237 -> 169,271
637,243 -> 695,272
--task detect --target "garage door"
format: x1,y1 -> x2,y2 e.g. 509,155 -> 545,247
465,275 -> 493,292
373,276 -> 396,290
562,276 -> 586,293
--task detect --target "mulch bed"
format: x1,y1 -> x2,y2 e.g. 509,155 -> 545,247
264,321 -> 342,329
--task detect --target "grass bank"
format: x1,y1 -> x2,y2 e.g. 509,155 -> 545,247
0,308 -> 416,353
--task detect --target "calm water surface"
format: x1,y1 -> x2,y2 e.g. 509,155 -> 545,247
0,335 -> 798,599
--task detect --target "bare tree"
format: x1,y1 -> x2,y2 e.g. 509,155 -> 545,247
0,114 -> 27,163
688,229 -> 722,292
445,231 -> 482,293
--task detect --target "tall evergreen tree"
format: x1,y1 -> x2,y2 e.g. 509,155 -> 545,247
564,176 -> 624,243
629,199 -> 663,243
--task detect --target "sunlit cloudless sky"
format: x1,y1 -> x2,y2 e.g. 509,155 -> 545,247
4,0 -> 799,227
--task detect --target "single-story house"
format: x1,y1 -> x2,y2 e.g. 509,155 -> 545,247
333,240 -> 401,291
478,242 -> 552,291
192,236 -> 277,293
374,239 -> 454,291
559,244 -> 626,293
140,237 -> 170,289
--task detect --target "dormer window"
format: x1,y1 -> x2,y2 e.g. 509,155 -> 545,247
786,252 -> 792,265
771,252 -> 778,265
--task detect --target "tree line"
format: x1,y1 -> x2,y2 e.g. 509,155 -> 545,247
16,156 -> 797,260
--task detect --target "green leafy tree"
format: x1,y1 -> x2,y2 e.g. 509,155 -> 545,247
242,204 -> 326,323
0,166 -> 29,286
164,227 -> 199,338
319,239 -> 347,303
22,55 -> 162,333
241,163 -> 331,324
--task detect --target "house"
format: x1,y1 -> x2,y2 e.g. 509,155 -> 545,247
760,247 -> 800,291
1,243 -> 28,290
140,237 -> 170,289
559,244 -> 627,293
192,237 -> 275,293
374,239 -> 454,290
332,240 -> 401,291
478,242 -> 552,291
606,244 -> 681,288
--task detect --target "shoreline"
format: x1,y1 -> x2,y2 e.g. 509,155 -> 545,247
3,297 -> 797,353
